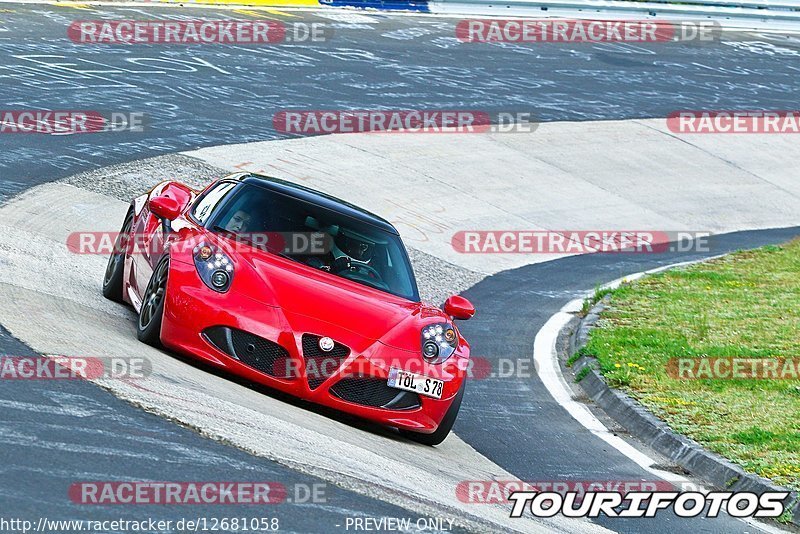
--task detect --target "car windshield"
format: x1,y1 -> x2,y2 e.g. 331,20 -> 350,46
208,183 -> 419,301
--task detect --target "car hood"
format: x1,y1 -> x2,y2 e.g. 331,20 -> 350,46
226,244 -> 447,353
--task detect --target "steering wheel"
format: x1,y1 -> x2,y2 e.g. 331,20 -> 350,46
341,269 -> 390,291
333,258 -> 389,290
350,261 -> 383,281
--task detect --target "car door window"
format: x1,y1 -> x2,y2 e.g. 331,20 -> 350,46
192,181 -> 236,225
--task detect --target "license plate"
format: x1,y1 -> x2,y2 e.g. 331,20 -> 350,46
387,368 -> 444,399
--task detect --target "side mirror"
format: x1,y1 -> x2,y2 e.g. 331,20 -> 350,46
149,196 -> 181,222
444,295 -> 475,321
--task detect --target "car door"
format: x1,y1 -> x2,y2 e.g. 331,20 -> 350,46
131,183 -> 197,303
141,179 -> 238,289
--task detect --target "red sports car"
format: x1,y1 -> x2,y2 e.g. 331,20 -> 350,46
102,173 -> 475,445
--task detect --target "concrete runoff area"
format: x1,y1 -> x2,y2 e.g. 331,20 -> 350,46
185,118 -> 800,275
0,3 -> 798,531
0,118 -> 797,532
0,186 -> 600,533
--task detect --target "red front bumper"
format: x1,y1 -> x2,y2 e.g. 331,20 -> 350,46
159,260 -> 468,434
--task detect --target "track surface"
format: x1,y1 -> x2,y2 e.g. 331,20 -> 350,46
0,181 -> 600,534
2,4 -> 800,199
186,128 -> 800,533
1,4 -> 800,533
457,227 -> 800,533
2,160 -> 797,533
0,328 -> 463,533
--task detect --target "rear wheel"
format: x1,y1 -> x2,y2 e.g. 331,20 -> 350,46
102,211 -> 133,303
137,256 -> 169,347
400,380 -> 465,446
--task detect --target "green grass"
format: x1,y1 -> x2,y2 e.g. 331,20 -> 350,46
575,365 -> 593,382
581,286 -> 615,315
584,239 -> 800,490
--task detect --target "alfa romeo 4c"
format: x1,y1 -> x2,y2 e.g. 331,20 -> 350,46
102,173 -> 475,445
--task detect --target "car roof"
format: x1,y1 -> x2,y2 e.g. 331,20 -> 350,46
233,173 -> 399,236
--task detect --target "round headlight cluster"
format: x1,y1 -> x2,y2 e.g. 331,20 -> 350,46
423,340 -> 439,358
211,270 -> 230,289
421,323 -> 457,363
193,243 -> 234,293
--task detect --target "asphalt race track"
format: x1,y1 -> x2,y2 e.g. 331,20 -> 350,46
457,227 -> 800,533
1,3 -> 800,533
1,4 -> 800,198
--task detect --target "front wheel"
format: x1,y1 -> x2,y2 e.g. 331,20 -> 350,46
137,256 -> 169,347
102,210 -> 133,303
400,380 -> 465,446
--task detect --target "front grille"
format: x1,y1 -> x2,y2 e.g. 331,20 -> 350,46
203,326 -> 294,379
302,334 -> 350,390
330,376 -> 421,410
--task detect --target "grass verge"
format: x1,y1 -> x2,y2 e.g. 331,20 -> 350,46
583,240 -> 800,491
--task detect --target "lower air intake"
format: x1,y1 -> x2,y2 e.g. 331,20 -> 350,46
203,326 -> 294,379
330,376 -> 421,410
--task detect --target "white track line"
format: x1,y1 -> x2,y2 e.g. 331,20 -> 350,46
533,258 -> 788,534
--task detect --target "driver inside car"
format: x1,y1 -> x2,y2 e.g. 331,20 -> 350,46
303,233 -> 374,274
341,234 -> 374,263
330,233 -> 386,286
224,210 -> 252,234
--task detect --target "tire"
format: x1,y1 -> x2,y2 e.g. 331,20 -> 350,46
400,380 -> 465,446
137,256 -> 169,347
102,210 -> 133,303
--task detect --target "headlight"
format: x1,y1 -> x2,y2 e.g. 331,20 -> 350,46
194,243 -> 234,293
421,322 -> 458,364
